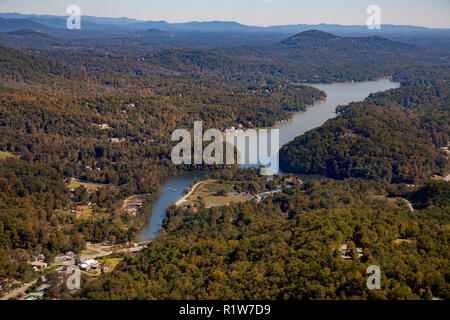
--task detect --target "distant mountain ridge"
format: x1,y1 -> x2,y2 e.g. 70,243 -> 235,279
1,12 -> 449,50
1,12 -> 449,34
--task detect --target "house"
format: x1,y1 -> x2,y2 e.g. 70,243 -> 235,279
339,244 -> 351,260
126,206 -> 138,216
31,261 -> 48,271
55,255 -> 70,262
344,129 -> 355,137
79,259 -> 99,271
339,244 -> 363,260
55,251 -> 75,262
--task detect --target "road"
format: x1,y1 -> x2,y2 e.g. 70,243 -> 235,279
174,181 -> 204,207
0,279 -> 38,300
1,242 -> 149,300
79,242 -> 149,262
399,198 -> 415,212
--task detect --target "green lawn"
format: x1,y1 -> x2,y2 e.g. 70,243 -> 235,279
183,180 -> 249,208
68,180 -> 108,192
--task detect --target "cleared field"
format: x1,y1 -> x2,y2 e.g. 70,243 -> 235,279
99,257 -> 124,273
122,194 -> 147,208
0,151 -> 18,160
368,195 -> 398,203
80,249 -> 99,256
394,239 -> 414,244
122,194 -> 148,215
181,180 -> 250,208
67,179 -> 109,192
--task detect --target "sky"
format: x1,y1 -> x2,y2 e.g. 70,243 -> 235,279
0,0 -> 449,28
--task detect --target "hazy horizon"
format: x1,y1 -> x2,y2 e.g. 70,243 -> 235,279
2,10 -> 450,30
1,0 -> 449,28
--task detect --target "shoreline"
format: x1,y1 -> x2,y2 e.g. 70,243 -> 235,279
173,180 -> 204,207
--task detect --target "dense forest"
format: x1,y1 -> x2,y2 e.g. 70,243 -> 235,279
3,30 -> 448,86
58,169 -> 449,300
0,24 -> 448,300
280,85 -> 449,183
0,44 -> 325,283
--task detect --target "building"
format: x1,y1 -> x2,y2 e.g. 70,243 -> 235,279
79,259 -> 99,271
31,261 -> 48,271
55,251 -> 75,262
339,244 -> 363,260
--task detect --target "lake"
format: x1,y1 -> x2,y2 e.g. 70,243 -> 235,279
138,79 -> 399,241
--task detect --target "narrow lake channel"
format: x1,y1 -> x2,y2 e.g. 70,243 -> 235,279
138,79 -> 399,241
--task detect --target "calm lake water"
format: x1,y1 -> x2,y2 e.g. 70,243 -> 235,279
138,79 -> 399,241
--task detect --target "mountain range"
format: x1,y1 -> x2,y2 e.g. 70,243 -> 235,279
1,12 -> 450,50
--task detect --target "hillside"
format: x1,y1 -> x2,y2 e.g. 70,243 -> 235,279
279,85 -> 450,183
67,171 -> 450,300
217,30 -> 446,65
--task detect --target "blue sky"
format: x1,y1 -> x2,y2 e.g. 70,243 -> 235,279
0,0 -> 449,28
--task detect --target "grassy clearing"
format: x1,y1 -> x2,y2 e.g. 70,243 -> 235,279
100,257 -> 123,273
75,206 -> 107,219
0,151 -> 18,160
122,194 -> 148,210
394,239 -> 415,244
183,180 -> 250,208
369,195 -> 398,203
80,249 -> 99,256
67,179 -> 108,192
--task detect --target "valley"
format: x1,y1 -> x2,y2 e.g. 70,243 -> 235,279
0,7 -> 448,302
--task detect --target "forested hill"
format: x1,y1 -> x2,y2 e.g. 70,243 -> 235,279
3,30 -> 447,85
69,170 -> 450,300
0,44 -> 83,82
217,30 -> 444,65
106,31 -> 448,83
279,85 -> 450,183
141,31 -> 448,83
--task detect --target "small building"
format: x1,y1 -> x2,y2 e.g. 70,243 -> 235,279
31,261 -> 48,271
79,259 -> 99,271
343,129 -> 357,137
339,244 -> 363,260
55,255 -> 70,262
